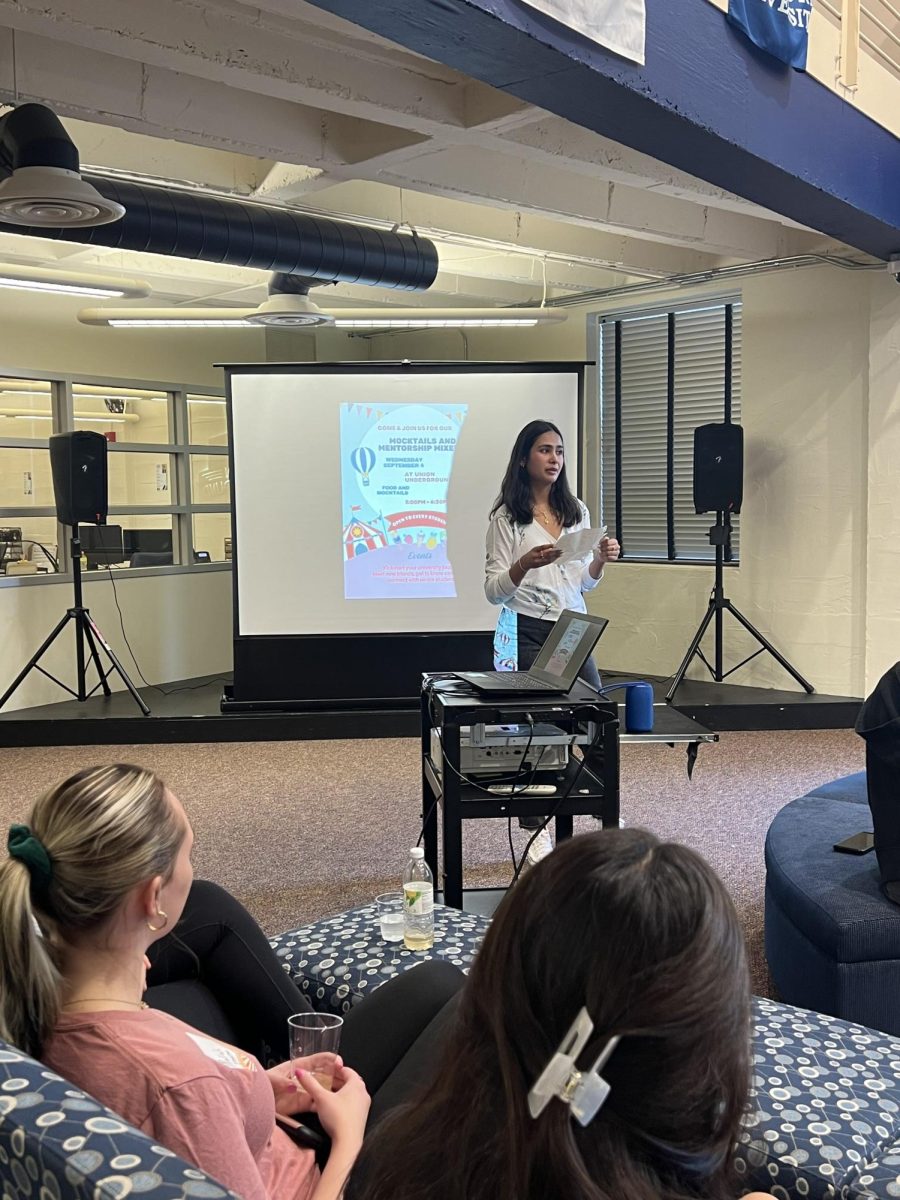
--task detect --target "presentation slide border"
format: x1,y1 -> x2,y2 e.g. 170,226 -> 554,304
222,360 -> 586,707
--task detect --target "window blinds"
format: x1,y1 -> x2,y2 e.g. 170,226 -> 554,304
599,300 -> 741,562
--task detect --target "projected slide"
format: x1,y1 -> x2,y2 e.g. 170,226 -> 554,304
229,367 -> 580,636
341,402 -> 467,600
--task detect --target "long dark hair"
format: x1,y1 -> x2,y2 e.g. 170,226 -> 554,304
491,419 -> 582,527
345,829 -> 751,1200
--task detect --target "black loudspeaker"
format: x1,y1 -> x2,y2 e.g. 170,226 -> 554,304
693,423 -> 743,514
49,431 -> 108,525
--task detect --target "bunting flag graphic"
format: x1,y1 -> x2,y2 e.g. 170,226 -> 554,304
727,0 -> 812,69
519,0 -> 645,65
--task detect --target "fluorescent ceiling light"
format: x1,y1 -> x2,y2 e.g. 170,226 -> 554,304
334,318 -> 539,328
0,264 -> 150,299
78,306 -> 567,329
0,408 -> 135,423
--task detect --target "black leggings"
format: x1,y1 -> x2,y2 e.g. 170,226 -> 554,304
146,880 -> 463,1122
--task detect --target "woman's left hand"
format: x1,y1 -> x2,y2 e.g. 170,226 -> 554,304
593,536 -> 621,567
268,1055 -> 343,1115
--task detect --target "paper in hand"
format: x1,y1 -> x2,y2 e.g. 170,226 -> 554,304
554,526 -> 607,565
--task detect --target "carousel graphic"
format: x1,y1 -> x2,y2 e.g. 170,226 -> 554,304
342,506 -> 388,559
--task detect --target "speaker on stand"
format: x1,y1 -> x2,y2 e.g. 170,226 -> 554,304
666,421 -> 814,702
0,431 -> 150,714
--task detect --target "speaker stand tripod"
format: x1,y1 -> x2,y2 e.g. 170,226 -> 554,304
665,511 -> 814,703
0,525 -> 150,715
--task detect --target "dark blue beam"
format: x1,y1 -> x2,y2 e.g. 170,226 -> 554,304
306,0 -> 900,259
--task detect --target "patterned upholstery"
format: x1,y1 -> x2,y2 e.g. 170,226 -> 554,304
738,997 -> 900,1199
277,903 -> 900,1200
0,1044 -> 240,1199
268,902 -> 489,1014
8,897 -> 900,1200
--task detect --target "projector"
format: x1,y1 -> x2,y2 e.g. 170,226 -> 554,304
431,723 -> 570,777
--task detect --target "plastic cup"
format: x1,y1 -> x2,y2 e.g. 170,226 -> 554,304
376,892 -> 405,942
288,1012 -> 343,1090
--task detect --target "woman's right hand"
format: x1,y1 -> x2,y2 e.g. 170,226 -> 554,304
519,543 -> 561,572
297,1067 -> 370,1149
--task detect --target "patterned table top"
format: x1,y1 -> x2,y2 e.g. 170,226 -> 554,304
269,902 -> 490,1014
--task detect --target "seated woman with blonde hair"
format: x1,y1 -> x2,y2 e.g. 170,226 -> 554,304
0,764 -> 460,1200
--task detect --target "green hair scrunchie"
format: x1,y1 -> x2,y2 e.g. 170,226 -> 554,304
7,824 -> 53,897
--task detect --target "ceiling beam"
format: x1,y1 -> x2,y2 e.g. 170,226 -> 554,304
297,180 -> 731,277
0,0 -> 470,134
0,31 -> 430,167
368,145 -> 813,258
298,0 -> 900,259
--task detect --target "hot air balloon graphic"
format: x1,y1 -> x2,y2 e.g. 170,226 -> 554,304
351,446 -> 376,487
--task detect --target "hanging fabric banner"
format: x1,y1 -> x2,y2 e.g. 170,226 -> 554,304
519,0 -> 645,65
726,0 -> 812,69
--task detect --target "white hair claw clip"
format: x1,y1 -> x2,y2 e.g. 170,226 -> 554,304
528,1008 -> 620,1127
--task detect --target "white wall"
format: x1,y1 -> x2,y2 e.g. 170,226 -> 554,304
0,293 -> 263,709
0,569 -> 234,710
865,276 -> 900,686
0,293 -> 381,711
3,268 -> 897,709
365,264 -> 898,697
0,290 -> 265,385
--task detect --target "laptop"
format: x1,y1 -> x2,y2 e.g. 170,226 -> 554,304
456,610 -> 609,694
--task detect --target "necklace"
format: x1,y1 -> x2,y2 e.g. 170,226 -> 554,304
62,998 -> 148,1010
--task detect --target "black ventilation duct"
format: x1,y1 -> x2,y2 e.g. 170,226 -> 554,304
0,104 -> 125,226
1,173 -> 439,291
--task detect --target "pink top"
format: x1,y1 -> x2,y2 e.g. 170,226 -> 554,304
44,1008 -> 318,1200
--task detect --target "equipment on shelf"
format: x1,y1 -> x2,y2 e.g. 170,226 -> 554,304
431,722 -> 572,778
0,527 -> 23,572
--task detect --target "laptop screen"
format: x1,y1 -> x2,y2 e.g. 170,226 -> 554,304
530,610 -> 609,687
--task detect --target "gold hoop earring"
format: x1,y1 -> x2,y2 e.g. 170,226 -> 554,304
147,909 -> 168,933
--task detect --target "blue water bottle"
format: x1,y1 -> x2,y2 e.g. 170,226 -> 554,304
597,681 -> 654,733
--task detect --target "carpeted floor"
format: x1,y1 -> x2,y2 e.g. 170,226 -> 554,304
0,729 -> 865,996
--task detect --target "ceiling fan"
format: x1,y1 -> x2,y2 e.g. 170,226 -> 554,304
77,273 -> 567,330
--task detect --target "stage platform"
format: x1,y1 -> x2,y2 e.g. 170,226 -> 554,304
0,671 -> 861,748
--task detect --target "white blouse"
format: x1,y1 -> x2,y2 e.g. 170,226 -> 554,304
484,502 -> 602,622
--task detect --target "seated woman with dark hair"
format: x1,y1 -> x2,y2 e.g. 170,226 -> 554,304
345,828 -> 770,1200
0,764 -> 462,1200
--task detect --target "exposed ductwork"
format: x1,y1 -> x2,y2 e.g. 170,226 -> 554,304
0,172 -> 439,292
0,103 -> 125,227
247,273 -> 335,328
0,103 -> 438,289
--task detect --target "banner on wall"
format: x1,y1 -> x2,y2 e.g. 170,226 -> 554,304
727,0 -> 812,69
519,0 -> 645,65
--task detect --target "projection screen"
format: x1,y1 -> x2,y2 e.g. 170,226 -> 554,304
225,362 -> 583,704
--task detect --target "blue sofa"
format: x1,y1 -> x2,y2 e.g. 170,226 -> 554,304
0,1040 -> 241,1199
765,771 -> 900,1035
6,995 -> 900,1200
8,895 -> 900,1200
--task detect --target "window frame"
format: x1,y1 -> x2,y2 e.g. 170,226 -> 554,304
587,294 -> 742,566
0,367 -> 230,588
